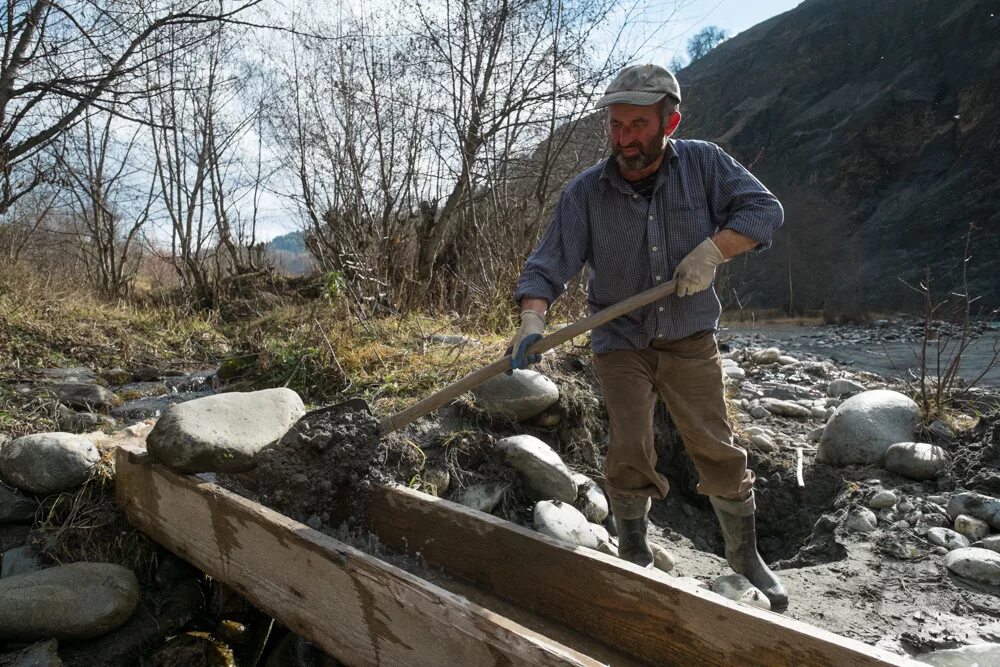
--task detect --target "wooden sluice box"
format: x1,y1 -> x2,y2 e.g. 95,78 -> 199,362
115,445 -> 918,666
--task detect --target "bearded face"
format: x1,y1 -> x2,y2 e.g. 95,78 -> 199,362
608,103 -> 676,176
612,126 -> 666,172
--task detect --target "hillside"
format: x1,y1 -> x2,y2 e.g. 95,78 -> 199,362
677,0 -> 1000,313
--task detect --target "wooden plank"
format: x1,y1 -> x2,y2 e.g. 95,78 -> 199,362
113,446 -> 602,667
368,484 -> 921,667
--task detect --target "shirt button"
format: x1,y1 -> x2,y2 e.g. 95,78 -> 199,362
656,275 -> 662,281
632,194 -> 638,199
658,307 -> 664,312
648,215 -> 653,221
651,246 -> 658,252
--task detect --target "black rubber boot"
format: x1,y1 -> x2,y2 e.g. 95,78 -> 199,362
710,493 -> 789,610
610,497 -> 653,568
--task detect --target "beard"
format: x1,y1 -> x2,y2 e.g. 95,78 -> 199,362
612,131 -> 666,173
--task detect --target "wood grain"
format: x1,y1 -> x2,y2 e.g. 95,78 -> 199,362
114,446 -> 602,667
369,484 -> 920,667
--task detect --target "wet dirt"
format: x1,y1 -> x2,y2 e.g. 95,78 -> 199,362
250,404 -> 421,529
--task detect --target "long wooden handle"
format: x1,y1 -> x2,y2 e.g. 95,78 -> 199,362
379,279 -> 678,434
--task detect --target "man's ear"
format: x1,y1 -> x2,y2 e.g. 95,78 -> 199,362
664,111 -> 682,137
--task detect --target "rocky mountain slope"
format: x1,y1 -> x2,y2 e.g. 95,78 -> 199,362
682,0 -> 1000,312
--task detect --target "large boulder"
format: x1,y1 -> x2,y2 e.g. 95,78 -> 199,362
0,562 -> 139,641
883,442 -> 949,481
472,370 -> 559,422
147,389 -> 305,473
498,435 -> 575,503
0,433 -> 100,495
816,390 -> 919,466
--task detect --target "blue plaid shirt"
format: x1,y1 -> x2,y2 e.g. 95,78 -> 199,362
515,139 -> 783,354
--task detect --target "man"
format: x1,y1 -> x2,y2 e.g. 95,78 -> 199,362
509,64 -> 787,608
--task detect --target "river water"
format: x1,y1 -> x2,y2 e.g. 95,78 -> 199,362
721,323 -> 1000,388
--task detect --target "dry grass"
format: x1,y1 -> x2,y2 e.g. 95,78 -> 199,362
30,449 -> 160,584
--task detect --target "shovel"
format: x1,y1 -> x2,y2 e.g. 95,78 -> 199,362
334,279 -> 679,435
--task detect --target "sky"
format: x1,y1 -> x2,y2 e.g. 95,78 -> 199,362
252,0 -> 805,241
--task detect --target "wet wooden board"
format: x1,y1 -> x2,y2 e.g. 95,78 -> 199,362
114,446 -> 601,667
368,484 -> 921,667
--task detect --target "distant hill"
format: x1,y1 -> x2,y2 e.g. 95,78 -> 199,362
268,231 -> 307,254
265,231 -> 313,275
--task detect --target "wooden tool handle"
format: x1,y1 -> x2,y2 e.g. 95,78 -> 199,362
379,279 -> 678,434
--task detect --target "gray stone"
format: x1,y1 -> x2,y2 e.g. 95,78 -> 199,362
749,405 -> 769,419
817,390 -> 919,466
0,562 -> 139,641
948,491 -> 1000,530
749,433 -> 776,451
147,388 -> 305,473
50,383 -> 118,411
571,473 -> 608,523
1,483 -> 37,522
806,426 -> 824,443
37,367 -> 97,383
0,433 -> 100,495
0,639 -> 63,666
776,355 -> 798,365
1,545 -> 43,578
884,442 -> 949,481
845,507 -> 878,533
868,489 -> 898,510
101,368 -> 132,385
422,468 -> 450,497
927,527 -> 971,551
926,420 -> 956,443
724,366 -> 746,380
0,524 -> 31,552
534,500 -> 600,549
752,348 -> 782,364
711,573 -> 770,610
974,535 -> 1000,554
761,383 -> 816,401
943,547 -> 1000,585
954,514 -> 989,541
455,482 -> 508,513
55,405 -> 115,434
827,378 -> 866,398
916,643 -> 1000,667
650,543 -> 675,573
759,397 -> 812,418
472,370 -> 559,422
499,435 -> 575,503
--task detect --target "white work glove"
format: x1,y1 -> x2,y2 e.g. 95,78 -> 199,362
673,238 -> 724,297
506,311 -> 545,371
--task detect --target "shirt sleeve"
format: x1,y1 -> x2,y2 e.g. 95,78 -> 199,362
708,144 -> 784,252
514,188 -> 590,306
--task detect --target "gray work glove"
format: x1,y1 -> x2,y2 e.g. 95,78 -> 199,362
673,238 -> 724,297
506,311 -> 545,371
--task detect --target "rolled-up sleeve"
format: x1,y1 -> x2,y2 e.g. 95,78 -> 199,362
709,145 -> 783,251
514,188 -> 590,306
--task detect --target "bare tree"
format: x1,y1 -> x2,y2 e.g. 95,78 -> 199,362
408,0 -> 624,288
57,104 -> 155,297
0,0 -> 263,218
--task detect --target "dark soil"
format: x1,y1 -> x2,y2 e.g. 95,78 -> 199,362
252,403 -> 421,529
941,412 -> 1000,495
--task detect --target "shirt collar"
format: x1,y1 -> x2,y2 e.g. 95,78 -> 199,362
599,139 -> 679,193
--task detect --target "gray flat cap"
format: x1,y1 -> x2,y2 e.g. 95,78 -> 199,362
595,64 -> 681,108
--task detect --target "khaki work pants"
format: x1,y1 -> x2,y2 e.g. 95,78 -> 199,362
594,330 -> 754,508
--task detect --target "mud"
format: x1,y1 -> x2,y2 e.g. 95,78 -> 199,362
251,404 -> 420,529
